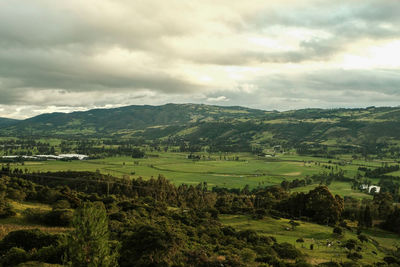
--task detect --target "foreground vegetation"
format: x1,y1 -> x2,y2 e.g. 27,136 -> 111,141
1,104 -> 400,266
221,215 -> 400,266
0,168 -> 400,266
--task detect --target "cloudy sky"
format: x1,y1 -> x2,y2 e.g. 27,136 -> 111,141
1,0 -> 400,119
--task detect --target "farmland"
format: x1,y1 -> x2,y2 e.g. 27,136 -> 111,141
3,151 -> 396,199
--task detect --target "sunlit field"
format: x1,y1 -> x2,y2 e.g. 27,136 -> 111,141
5,151 -> 392,199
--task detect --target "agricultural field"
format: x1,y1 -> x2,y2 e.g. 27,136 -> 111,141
4,151 -> 393,198
220,214 -> 400,265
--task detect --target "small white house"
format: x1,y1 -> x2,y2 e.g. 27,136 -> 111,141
360,184 -> 381,194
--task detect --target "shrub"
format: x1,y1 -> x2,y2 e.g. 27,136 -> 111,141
0,197 -> 16,218
240,248 -> 256,263
23,208 -> 73,227
0,229 -> 58,252
120,224 -> 181,267
347,252 -> 363,261
32,245 -> 66,264
272,242 -> 302,259
237,230 -> 260,244
43,209 -> 73,226
0,247 -> 29,266
52,200 -> 71,209
357,234 -> 368,243
383,256 -> 399,265
343,239 -> 358,250
23,208 -> 46,224
333,226 -> 343,235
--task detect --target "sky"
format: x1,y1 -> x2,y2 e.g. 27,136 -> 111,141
1,0 -> 400,119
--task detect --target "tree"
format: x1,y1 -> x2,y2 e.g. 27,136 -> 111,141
363,206 -> 373,228
120,224 -> 181,267
304,186 -> 344,224
373,192 -> 394,219
0,194 -> 16,218
65,202 -> 118,267
333,226 -> 343,236
381,208 -> 400,234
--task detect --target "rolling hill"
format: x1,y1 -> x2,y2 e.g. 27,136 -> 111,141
0,117 -> 19,127
1,104 -> 400,155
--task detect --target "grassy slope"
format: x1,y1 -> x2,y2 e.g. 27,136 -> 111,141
220,215 -> 400,265
0,201 -> 69,240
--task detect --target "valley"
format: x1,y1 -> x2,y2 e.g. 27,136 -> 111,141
1,104 -> 400,266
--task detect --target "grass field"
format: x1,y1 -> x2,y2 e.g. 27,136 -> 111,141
0,201 -> 69,240
4,152 -> 383,198
220,214 -> 400,265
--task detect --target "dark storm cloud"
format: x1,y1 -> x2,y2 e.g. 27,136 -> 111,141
0,0 -> 399,118
0,48 -> 200,94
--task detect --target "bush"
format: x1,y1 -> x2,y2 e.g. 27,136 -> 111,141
240,248 -> 256,263
383,256 -> 399,265
253,209 -> 267,219
23,208 -> 46,224
295,261 -> 313,267
237,230 -> 260,244
109,212 -> 127,222
43,209 -> 73,226
0,198 -> 16,218
0,247 -> 29,266
221,226 -> 236,236
272,242 -> 302,259
23,208 -> 73,226
120,224 -> 181,267
32,244 -> 66,264
0,229 -> 58,252
357,234 -> 368,243
52,199 -> 71,209
317,262 -> 341,267
343,239 -> 358,250
333,226 -> 343,235
341,262 -> 362,267
347,252 -> 363,261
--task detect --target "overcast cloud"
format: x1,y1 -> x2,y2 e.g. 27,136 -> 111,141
0,0 -> 400,119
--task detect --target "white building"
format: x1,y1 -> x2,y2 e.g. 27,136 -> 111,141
360,184 -> 381,194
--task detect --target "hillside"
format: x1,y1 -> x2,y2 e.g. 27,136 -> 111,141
0,104 -> 266,136
2,104 -> 400,156
0,117 -> 19,127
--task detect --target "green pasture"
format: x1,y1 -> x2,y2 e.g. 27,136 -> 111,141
388,170 -> 400,176
5,152 -> 324,188
3,152 -> 384,195
291,182 -> 372,199
220,214 -> 400,265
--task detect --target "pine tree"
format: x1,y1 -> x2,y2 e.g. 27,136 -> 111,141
65,202 -> 118,267
364,205 -> 373,228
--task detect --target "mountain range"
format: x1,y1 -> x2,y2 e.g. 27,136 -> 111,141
0,117 -> 19,127
1,104 -> 400,154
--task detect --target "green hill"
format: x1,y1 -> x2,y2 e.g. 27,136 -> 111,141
2,104 -> 400,156
0,103 -> 266,136
0,118 -> 19,127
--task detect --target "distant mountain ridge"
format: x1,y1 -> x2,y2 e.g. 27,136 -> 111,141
0,103 -> 267,135
1,104 -> 400,153
0,117 -> 19,127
